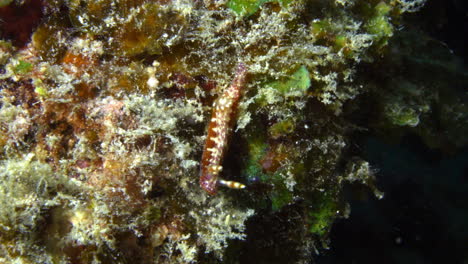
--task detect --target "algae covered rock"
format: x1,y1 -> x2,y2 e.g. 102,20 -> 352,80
0,0 -> 444,263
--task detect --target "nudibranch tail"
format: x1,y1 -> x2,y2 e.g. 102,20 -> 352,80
200,63 -> 248,195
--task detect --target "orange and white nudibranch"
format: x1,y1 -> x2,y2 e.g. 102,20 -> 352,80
200,63 -> 248,195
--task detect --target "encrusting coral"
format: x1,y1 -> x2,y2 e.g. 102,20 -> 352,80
1,0 -> 453,263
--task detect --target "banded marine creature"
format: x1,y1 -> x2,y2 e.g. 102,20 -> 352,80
199,63 -> 248,195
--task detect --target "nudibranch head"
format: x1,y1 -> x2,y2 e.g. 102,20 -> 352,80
200,172 -> 218,195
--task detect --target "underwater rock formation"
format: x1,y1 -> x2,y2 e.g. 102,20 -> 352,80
3,0 -> 464,263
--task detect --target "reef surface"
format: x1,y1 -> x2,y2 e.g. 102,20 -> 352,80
0,0 -> 466,263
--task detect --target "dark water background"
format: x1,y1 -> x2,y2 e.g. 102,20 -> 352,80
317,1 -> 468,263
317,136 -> 468,264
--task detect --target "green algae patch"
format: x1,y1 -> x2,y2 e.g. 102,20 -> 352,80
228,0 -> 269,16
242,135 -> 294,211
269,118 -> 296,139
34,85 -> 48,98
365,2 -> 394,48
385,105 -> 420,127
268,65 -> 311,94
14,60 -> 33,74
307,192 -> 338,236
333,35 -> 348,50
228,0 -> 293,16
270,171 -> 294,211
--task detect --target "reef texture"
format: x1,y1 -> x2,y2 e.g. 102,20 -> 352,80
2,0 -> 465,263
